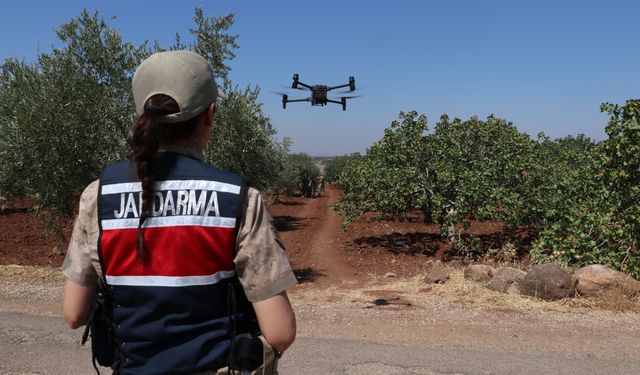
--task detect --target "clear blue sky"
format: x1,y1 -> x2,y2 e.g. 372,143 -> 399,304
1,1 -> 638,156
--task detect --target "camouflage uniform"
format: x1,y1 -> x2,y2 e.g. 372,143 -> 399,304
62,147 -> 297,303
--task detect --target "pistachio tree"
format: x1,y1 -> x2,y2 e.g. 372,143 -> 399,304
323,153 -> 362,183
532,100 -> 640,278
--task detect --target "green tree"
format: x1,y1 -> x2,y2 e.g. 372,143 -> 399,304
532,100 -> 640,278
600,100 -> 640,234
0,8 -> 288,234
0,10 -> 145,223
334,111 -> 429,225
279,153 -> 320,196
334,111 -> 600,256
189,9 -> 238,83
323,153 -> 362,183
205,85 -> 287,192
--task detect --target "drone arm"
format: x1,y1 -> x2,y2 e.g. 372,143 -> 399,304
326,98 -> 347,111
285,98 -> 311,103
296,81 -> 313,90
327,83 -> 350,91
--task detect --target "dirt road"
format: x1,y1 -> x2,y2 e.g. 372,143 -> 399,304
280,185 -> 360,285
2,285 -> 640,374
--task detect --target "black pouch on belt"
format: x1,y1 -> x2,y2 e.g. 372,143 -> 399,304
82,281 -> 117,371
228,333 -> 264,372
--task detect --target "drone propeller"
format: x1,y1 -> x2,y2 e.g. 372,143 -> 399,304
270,91 -> 289,96
339,95 -> 362,99
334,86 -> 366,94
275,84 -> 307,91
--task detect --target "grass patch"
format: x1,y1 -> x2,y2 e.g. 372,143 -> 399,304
0,264 -> 63,279
298,268 -> 640,313
590,282 -> 640,312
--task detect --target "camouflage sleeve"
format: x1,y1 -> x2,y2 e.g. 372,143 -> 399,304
234,187 -> 297,302
62,180 -> 102,286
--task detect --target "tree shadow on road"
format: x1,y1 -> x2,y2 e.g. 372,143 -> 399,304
273,216 -> 321,232
352,229 -> 535,261
275,200 -> 304,206
273,215 -> 308,232
353,232 -> 441,257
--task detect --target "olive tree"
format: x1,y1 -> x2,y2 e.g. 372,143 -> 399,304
0,10 -> 145,222
0,8 -> 288,234
205,85 -> 287,192
279,153 -> 321,196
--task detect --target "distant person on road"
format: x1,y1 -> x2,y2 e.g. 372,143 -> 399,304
62,50 -> 296,374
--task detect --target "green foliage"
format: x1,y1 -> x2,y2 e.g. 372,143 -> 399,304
532,100 -> 640,278
333,111 -> 429,224
189,9 -> 239,83
323,153 -> 362,183
532,133 -> 601,223
531,200 -> 632,270
424,115 -> 540,231
600,100 -> 640,231
205,85 -> 287,192
333,109 -> 636,277
0,60 -> 37,199
279,153 -> 320,196
0,10 -> 145,222
334,112 -> 560,234
0,8 -> 288,234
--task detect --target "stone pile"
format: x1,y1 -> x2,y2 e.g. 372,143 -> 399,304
440,263 -> 640,301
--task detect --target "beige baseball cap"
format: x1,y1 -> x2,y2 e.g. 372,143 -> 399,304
132,50 -> 221,124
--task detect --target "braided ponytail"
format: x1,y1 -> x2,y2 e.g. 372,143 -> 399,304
130,94 -> 200,262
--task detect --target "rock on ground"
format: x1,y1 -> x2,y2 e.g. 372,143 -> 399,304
486,267 -> 527,294
424,264 -> 451,284
574,264 -> 640,297
464,264 -> 495,283
521,264 -> 575,300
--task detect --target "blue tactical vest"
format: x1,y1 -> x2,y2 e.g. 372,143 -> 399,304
97,152 -> 255,375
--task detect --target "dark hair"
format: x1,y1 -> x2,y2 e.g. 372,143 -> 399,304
131,94 -> 201,261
